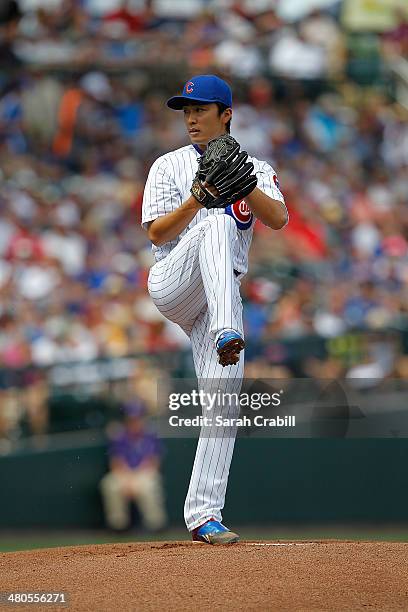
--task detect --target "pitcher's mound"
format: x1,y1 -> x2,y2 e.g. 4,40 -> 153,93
2,541 -> 408,611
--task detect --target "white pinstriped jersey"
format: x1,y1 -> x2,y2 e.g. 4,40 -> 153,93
142,144 -> 287,276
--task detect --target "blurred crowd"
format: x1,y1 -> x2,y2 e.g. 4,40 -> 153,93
1,0 -> 407,76
0,0 -> 407,379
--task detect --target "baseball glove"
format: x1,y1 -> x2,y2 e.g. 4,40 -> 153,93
191,134 -> 258,209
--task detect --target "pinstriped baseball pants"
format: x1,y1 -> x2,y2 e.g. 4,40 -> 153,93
148,214 -> 244,530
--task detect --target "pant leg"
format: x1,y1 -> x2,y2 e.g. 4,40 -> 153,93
99,472 -> 131,530
184,294 -> 244,531
148,214 -> 242,338
129,469 -> 167,531
198,214 -> 243,340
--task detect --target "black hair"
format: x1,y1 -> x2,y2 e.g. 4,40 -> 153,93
216,103 -> 231,134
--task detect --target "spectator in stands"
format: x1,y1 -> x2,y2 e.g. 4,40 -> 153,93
99,400 -> 167,532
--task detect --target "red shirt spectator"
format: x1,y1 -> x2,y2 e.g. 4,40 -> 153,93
5,228 -> 45,261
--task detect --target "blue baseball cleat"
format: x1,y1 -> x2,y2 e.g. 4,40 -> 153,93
216,330 -> 245,367
191,519 -> 240,545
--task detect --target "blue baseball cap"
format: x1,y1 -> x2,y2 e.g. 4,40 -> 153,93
167,75 -> 232,110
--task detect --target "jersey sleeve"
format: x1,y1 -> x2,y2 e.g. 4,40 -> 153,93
141,157 -> 182,229
254,160 -> 289,227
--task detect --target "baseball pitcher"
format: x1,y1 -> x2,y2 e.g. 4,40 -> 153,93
142,75 -> 288,544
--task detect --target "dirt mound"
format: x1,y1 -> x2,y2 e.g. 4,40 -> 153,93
1,541 -> 408,611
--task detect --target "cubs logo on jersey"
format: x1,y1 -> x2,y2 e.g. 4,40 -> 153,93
224,199 -> 254,230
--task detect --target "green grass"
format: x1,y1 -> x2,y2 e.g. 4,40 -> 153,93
1,525 -> 408,552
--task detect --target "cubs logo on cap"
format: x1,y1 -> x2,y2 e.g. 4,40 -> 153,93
185,81 -> 194,94
224,199 -> 253,230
